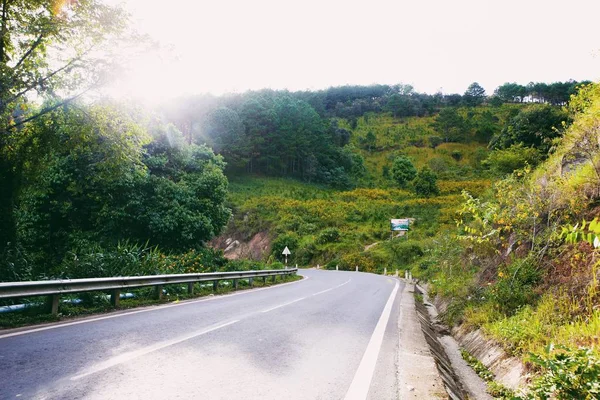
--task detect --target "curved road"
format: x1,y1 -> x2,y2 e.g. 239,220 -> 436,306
0,270 -> 406,400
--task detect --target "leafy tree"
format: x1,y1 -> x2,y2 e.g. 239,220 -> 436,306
483,144 -> 541,175
363,130 -> 377,152
490,105 -> 569,153
413,166 -> 440,197
0,0 -> 128,252
432,108 -> 467,142
391,156 -> 417,187
463,82 -> 486,106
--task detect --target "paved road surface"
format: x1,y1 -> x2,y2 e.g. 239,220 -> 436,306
0,270 -> 406,400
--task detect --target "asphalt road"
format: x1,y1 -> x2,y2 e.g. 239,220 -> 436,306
0,269 -> 406,400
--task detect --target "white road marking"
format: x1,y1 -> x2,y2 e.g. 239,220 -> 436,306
0,276 -> 309,340
310,279 -> 351,297
343,281 -> 400,400
70,320 -> 239,381
260,278 -> 351,313
260,297 -> 307,313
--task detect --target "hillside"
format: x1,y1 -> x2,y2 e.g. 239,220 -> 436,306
213,90 -> 600,398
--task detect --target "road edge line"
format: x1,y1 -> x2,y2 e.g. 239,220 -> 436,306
344,281 -> 400,400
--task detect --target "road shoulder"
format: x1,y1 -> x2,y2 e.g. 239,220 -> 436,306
396,282 -> 447,399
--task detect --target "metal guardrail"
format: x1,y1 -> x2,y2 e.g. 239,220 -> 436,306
0,268 -> 298,314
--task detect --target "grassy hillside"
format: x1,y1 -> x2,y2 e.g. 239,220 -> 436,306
223,96 -> 600,398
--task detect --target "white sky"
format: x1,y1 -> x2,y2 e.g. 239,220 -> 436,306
103,0 -> 600,102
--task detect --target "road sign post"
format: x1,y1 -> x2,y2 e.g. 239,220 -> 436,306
282,246 -> 291,268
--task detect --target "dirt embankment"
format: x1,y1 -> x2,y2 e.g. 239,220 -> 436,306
210,231 -> 271,260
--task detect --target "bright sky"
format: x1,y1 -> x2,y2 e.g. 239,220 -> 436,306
103,0 -> 600,103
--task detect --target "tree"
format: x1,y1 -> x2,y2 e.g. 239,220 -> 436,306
413,167 -> 440,197
490,105 -> 569,153
0,0 -> 128,251
483,144 -> 541,175
391,156 -> 417,187
432,108 -> 467,142
463,82 -> 486,106
363,130 -> 377,152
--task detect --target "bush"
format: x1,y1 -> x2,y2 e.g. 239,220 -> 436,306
524,345 -> 600,400
413,167 -> 440,197
391,156 -> 417,187
316,228 -> 341,244
483,144 -> 541,175
429,135 -> 443,148
271,232 -> 299,263
0,243 -> 32,282
390,241 -> 424,265
489,257 -> 541,316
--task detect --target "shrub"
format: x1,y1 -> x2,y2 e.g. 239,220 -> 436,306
391,156 -> 417,187
429,135 -> 443,148
271,232 -> 299,263
316,228 -> 341,244
483,144 -> 541,175
390,241 -> 424,265
0,243 -> 32,282
524,345 -> 600,400
413,167 -> 440,197
489,257 -> 541,316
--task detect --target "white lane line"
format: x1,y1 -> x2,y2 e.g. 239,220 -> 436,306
260,278 -> 351,313
260,297 -> 307,313
0,275 -> 309,340
310,279 -> 351,297
343,281 -> 400,400
70,319 -> 239,381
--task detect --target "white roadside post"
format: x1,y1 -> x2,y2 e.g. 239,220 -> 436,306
384,267 -> 387,275
282,246 -> 291,269
355,265 -> 358,272
336,265 -> 339,271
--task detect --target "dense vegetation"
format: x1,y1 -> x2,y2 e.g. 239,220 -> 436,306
0,2 -> 597,397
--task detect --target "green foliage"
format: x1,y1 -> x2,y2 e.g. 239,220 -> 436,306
316,228 -> 341,244
271,232 -> 299,263
490,105 -> 569,153
413,166 -> 440,197
483,144 -> 541,175
463,82 -> 486,106
432,108 -> 467,142
391,156 -> 417,187
0,243 -> 32,282
390,240 -> 424,265
524,345 -> 600,400
562,218 -> 600,248
489,258 -> 541,316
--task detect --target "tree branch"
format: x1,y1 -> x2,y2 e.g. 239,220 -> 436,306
3,86 -> 94,133
6,52 -> 86,104
13,32 -> 44,71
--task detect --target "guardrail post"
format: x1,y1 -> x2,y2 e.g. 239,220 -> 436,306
263,276 -> 267,285
155,285 -> 163,300
233,279 -> 238,290
47,294 -> 59,315
271,274 -> 276,283
110,290 -> 120,307
249,278 -> 254,287
213,280 -> 219,292
187,282 -> 194,295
